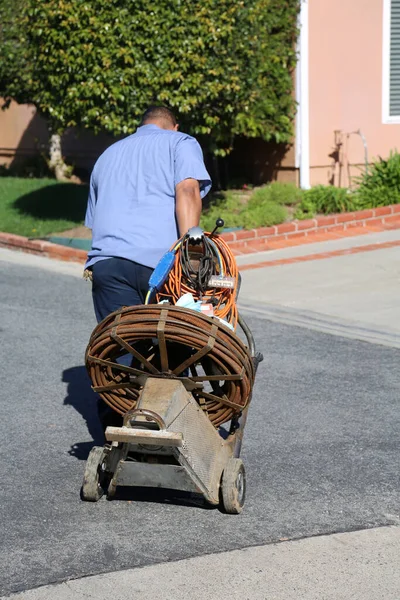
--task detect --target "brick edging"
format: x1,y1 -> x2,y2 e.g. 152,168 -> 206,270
1,203 -> 400,263
220,204 -> 400,253
0,232 -> 87,263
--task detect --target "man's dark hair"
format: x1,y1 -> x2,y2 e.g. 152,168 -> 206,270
141,105 -> 177,126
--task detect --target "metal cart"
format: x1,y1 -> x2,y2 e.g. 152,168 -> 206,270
82,288 -> 263,514
82,374 -> 253,513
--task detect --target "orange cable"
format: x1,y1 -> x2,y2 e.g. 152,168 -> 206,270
156,233 -> 239,329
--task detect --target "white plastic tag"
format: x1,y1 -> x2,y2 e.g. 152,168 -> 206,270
208,276 -> 235,289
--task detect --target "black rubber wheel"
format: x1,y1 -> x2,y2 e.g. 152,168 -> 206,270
81,446 -> 109,502
221,458 -> 246,514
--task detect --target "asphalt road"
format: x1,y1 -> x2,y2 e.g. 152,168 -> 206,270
0,258 -> 399,595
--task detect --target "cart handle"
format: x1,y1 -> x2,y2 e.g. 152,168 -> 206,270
128,409 -> 167,431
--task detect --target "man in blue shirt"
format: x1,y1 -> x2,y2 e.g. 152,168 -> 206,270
85,106 -> 212,322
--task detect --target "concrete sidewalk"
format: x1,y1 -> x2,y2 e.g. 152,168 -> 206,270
236,227 -> 400,266
0,247 -> 83,278
3,526 -> 400,600
238,228 -> 400,348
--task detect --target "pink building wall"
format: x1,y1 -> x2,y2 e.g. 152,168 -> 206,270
0,102 -> 48,164
0,101 -> 115,172
308,0 -> 399,187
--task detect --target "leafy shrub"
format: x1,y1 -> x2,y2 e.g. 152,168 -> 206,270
201,186 -> 288,231
355,151 -> 400,207
294,185 -> 358,219
200,193 -> 246,231
293,196 -> 317,220
241,202 -> 287,229
247,182 -> 303,208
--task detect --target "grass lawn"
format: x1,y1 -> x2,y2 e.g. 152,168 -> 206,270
0,177 -> 88,238
0,176 -> 245,238
0,176 -> 301,238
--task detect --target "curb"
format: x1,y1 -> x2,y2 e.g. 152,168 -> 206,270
1,204 -> 400,263
0,232 -> 87,263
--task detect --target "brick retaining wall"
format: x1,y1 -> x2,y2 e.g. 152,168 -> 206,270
220,205 -> 400,254
1,204 -> 400,263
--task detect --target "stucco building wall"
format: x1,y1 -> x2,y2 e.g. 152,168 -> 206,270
0,102 -> 48,164
0,101 -> 116,174
308,0 -> 399,186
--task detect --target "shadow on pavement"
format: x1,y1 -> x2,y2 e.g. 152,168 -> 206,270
109,487 -> 218,511
62,365 -> 105,460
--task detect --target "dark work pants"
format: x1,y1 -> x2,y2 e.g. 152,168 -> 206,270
91,257 -> 153,323
91,257 -> 153,431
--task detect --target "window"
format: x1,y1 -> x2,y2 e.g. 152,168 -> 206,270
383,0 -> 400,123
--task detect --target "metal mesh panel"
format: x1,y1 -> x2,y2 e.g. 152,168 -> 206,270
132,378 -> 228,500
168,397 -> 225,494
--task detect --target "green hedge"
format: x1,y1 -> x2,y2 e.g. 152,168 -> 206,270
201,182 -> 294,230
0,0 -> 299,155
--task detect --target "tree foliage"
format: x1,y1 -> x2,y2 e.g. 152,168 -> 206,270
1,0 -> 299,154
0,0 -> 33,107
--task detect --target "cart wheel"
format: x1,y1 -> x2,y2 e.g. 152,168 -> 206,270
221,458 -> 246,514
81,446 -> 110,502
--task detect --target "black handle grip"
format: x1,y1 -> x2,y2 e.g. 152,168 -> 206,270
211,218 -> 225,236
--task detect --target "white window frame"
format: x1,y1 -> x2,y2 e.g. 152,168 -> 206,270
382,0 -> 400,123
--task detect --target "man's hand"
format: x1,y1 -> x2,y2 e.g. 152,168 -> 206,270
175,178 -> 202,237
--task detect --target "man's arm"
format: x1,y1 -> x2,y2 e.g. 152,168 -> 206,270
175,178 -> 202,236
85,172 -> 97,229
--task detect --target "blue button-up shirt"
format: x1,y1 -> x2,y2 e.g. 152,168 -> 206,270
85,124 -> 212,269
